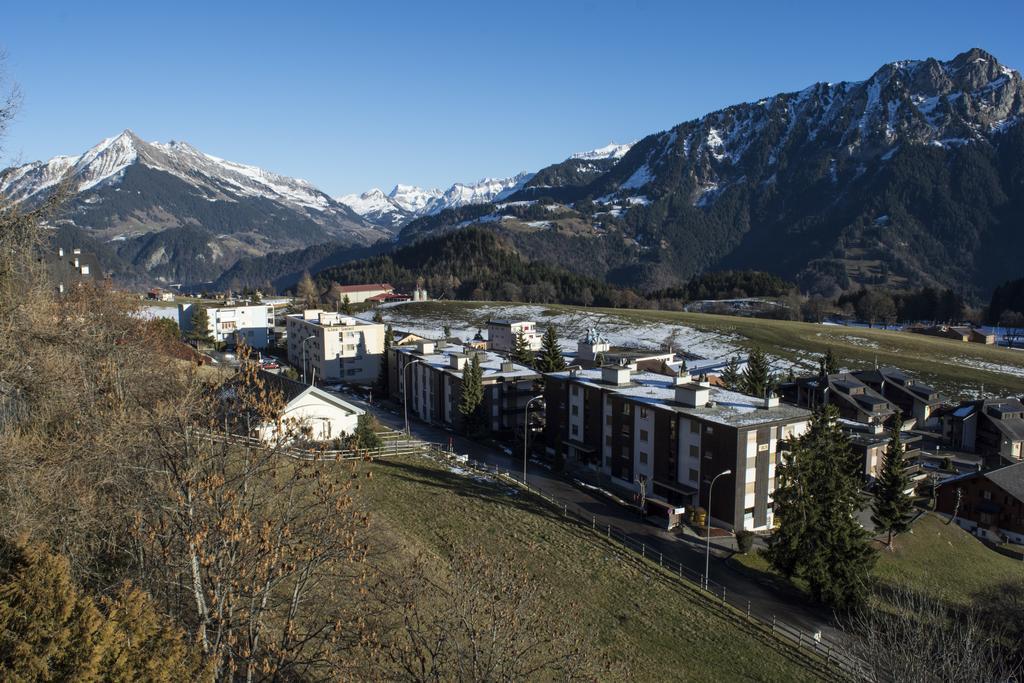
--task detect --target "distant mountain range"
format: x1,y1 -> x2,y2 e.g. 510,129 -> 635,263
0,130 -> 387,284
5,48 -> 1024,298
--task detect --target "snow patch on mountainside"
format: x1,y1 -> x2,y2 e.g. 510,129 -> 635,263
570,142 -> 633,161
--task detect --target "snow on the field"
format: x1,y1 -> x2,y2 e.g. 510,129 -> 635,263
363,302 -> 814,374
950,356 -> 1024,377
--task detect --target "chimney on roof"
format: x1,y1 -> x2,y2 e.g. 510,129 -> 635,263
450,353 -> 467,371
675,383 -> 710,408
501,360 -> 514,372
760,396 -> 779,409
418,341 -> 435,355
601,366 -> 630,386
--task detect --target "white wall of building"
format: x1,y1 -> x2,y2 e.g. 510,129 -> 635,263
487,321 -> 542,352
179,303 -> 274,349
286,310 -> 385,384
257,390 -> 362,443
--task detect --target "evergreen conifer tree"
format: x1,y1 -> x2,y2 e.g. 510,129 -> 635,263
458,354 -> 485,435
536,326 -> 566,374
871,418 -> 915,547
741,348 -> 773,397
819,347 -> 839,376
511,329 -> 534,366
187,305 -> 213,345
720,355 -> 741,390
372,308 -> 384,323
341,294 -> 353,315
765,404 -> 876,610
351,412 -> 382,450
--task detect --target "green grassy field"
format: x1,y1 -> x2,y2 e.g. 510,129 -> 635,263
383,301 -> 1024,397
356,453 -> 824,682
732,513 -> 1024,609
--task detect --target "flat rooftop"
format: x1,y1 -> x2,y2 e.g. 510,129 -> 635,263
396,342 -> 539,380
549,368 -> 810,428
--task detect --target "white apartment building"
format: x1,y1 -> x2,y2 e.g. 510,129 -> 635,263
487,319 -> 542,353
179,302 -> 275,349
286,310 -> 386,385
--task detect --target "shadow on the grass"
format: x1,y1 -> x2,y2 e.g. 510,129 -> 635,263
373,457 -> 572,525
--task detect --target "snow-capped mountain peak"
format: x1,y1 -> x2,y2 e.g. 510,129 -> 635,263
570,142 -> 633,161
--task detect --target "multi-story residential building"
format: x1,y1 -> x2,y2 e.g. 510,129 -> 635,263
487,320 -> 542,353
390,340 -> 540,436
940,398 -> 1024,466
43,246 -> 101,294
852,366 -> 943,426
285,310 -> 385,384
782,372 -> 897,426
543,367 -> 811,531
936,461 -> 1024,544
179,302 -> 275,349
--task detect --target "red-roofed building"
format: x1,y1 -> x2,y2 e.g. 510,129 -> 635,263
330,283 -> 395,304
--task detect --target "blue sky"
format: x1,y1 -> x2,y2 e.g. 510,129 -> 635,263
2,0 -> 1022,196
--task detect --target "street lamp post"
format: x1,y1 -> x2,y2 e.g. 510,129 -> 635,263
300,335 -> 316,384
403,358 -> 424,436
523,395 -> 544,484
705,469 -> 733,589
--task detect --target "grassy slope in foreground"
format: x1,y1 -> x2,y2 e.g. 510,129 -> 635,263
357,454 -> 822,682
383,301 -> 1024,397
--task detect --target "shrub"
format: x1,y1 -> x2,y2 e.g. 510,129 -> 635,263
735,529 -> 755,554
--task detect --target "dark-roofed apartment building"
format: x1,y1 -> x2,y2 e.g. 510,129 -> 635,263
781,371 -> 920,481
782,372 -> 898,426
936,461 -> 1024,544
940,398 -> 1024,467
544,366 -> 811,531
390,340 -> 540,436
853,366 -> 943,426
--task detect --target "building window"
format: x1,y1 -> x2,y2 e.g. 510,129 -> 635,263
640,429 -> 649,442
639,451 -> 648,464
690,445 -> 699,459
983,490 -> 992,501
571,385 -> 579,396
690,421 -> 699,434
606,415 -> 612,425
605,436 -> 611,446
704,450 -> 713,460
623,404 -> 631,416
571,405 -> 579,416
640,407 -> 648,418
571,425 -> 579,436
744,507 -> 755,515
705,426 -> 714,435
689,468 -> 699,481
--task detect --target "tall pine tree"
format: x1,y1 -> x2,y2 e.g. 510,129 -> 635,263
187,305 -> 213,345
511,329 -> 534,367
819,347 -> 839,376
871,417 -> 915,548
458,353 -> 485,435
720,355 -> 741,390
765,404 -> 876,610
741,348 -> 773,397
536,326 -> 566,374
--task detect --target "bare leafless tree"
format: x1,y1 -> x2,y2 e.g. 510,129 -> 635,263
843,585 -> 1023,683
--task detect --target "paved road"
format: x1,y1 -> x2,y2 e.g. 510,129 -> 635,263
334,389 -> 844,643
